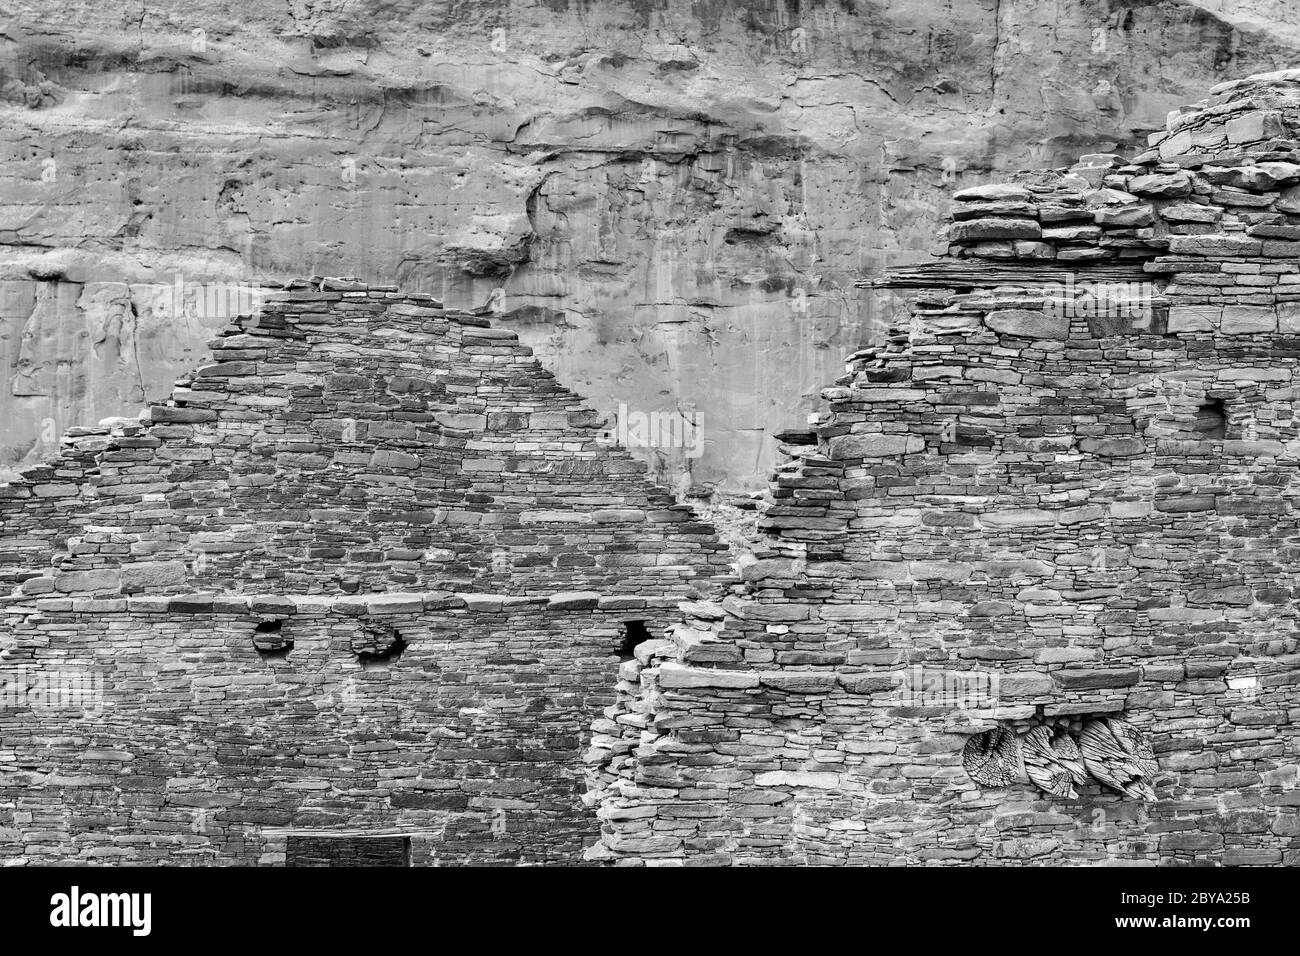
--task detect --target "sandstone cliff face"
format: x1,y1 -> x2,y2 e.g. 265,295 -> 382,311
2,0 -> 1298,491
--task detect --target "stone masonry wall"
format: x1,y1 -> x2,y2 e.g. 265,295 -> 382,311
586,69 -> 1300,866
0,281 -> 729,864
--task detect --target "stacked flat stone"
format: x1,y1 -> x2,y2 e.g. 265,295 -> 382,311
945,164 -> 1169,262
946,69 -> 1300,267
588,70 -> 1300,867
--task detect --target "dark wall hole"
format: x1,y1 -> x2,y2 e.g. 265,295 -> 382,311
1193,398 -> 1227,440
617,620 -> 651,661
352,623 -> 407,670
252,619 -> 293,657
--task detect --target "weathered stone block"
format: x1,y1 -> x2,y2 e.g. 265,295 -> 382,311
1094,204 -> 1154,227
838,675 -> 899,694
119,561 -> 188,593
148,406 -> 217,423
657,663 -> 759,690
753,771 -> 840,789
368,450 -> 420,469
909,561 -> 973,582
1052,668 -> 1141,689
1128,172 -> 1192,198
1078,437 -> 1145,456
980,509 -> 1056,528
952,184 -> 1032,202
818,604 -> 899,620
997,673 -> 1053,696
54,570 -> 122,593
826,433 -> 924,459
968,600 -> 1016,617
548,591 -> 600,610
1219,305 -> 1277,333
984,309 -> 1069,339
435,412 -> 487,430
1167,235 -> 1262,256
1167,305 -> 1217,332
1225,110 -> 1285,144
758,672 -> 839,693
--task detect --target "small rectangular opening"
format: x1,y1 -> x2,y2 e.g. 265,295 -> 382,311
285,834 -> 411,867
1192,398 -> 1227,440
